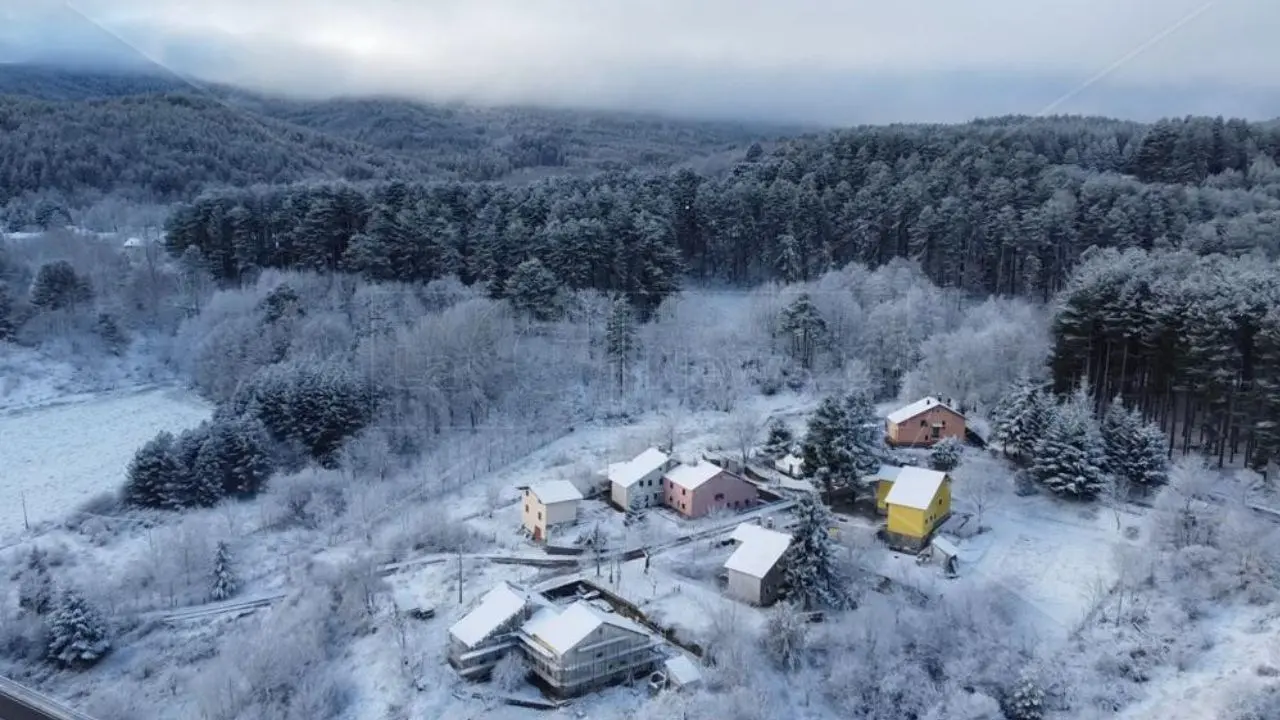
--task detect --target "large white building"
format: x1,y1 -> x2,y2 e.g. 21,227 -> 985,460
606,447 -> 673,510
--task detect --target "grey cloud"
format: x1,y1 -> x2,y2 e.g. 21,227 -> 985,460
5,0 -> 1280,123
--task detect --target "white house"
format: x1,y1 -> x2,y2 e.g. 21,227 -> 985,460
447,583 -> 531,678
723,523 -> 793,606
607,447 -> 673,510
522,481 -> 584,541
520,600 -> 661,697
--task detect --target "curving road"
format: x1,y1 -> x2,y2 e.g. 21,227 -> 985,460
0,676 -> 98,720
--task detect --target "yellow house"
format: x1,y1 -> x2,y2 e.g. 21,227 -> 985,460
870,464 -> 904,513
522,481 -> 584,541
882,467 -> 951,549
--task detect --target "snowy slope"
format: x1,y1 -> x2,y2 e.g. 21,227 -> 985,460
0,386 -> 211,539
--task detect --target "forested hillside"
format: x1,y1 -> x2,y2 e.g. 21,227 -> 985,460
1050,247 -> 1280,471
166,115 -> 1280,308
0,66 -> 786,225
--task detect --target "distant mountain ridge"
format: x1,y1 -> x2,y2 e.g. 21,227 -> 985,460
0,64 -> 797,211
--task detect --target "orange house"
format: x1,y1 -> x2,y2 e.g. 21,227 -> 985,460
885,397 -> 965,448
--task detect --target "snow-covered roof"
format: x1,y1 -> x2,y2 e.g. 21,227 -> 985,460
528,601 -> 648,656
779,477 -> 814,493
608,447 -> 671,488
664,655 -> 703,687
886,396 -> 964,425
724,524 -> 792,579
875,464 -> 903,481
527,480 -> 584,505
775,454 -> 804,474
664,461 -> 723,491
520,605 -> 561,639
931,536 -> 959,558
449,583 -> 528,648
883,466 -> 949,510
122,236 -> 145,248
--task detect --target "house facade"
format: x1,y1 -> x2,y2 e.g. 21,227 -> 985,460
724,523 -> 792,606
447,583 -> 532,679
883,467 -> 952,549
522,481 -> 584,541
607,447 -> 673,511
521,601 -> 661,697
885,397 -> 966,447
663,461 -> 758,518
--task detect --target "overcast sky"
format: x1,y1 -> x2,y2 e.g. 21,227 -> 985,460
2,0 -> 1276,124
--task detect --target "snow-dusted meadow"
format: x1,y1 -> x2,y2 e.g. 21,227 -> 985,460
0,386 -> 211,539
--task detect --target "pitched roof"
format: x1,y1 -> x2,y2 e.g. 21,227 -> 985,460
528,601 -> 648,656
724,523 -> 792,579
886,396 -> 964,425
528,480 -> 583,505
608,447 -> 671,488
883,466 -> 949,510
664,655 -> 703,686
876,464 -> 903,481
775,454 -> 804,474
449,583 -> 528,648
931,536 -> 959,557
664,462 -> 723,491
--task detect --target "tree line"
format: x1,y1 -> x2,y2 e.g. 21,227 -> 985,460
1049,247 -> 1280,471
164,115 -> 1280,306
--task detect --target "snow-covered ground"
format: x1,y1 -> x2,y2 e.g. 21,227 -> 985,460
0,343 -> 173,412
0,386 -> 211,540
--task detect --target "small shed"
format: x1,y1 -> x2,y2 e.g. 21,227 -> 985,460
774,453 -> 805,478
920,536 -> 960,577
662,655 -> 703,690
870,464 -> 904,513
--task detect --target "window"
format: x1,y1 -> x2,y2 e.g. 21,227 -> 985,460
714,493 -> 725,502
524,504 -> 529,513
681,488 -> 687,496
920,419 -> 927,427
537,511 -> 542,520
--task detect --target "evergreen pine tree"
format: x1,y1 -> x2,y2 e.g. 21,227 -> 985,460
194,415 -> 274,500
0,281 -> 15,340
505,258 -> 562,321
17,547 -> 54,615
1031,389 -> 1108,499
94,313 -> 128,356
842,390 -> 889,480
780,293 -> 827,369
929,436 -> 963,472
123,431 -> 180,509
991,377 -> 1051,462
762,418 -> 795,460
1102,399 -> 1169,488
1003,671 -> 1045,720
605,297 -> 636,392
800,395 -> 854,499
170,424 -> 219,508
783,494 -> 851,611
45,590 -> 111,669
29,261 -> 92,311
210,541 -> 238,602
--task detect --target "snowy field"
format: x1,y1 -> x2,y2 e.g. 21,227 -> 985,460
0,386 -> 211,540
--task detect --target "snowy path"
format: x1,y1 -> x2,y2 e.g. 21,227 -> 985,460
0,386 -> 211,540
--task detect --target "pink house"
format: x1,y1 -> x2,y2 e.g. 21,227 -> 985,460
662,461 -> 759,518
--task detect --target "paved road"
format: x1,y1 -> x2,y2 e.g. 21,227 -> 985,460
0,677 -> 96,720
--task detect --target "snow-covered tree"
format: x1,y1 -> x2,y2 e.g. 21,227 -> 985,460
45,590 -> 111,669
29,260 -> 92,311
1102,398 -> 1169,488
991,377 -> 1053,462
929,436 -> 963,472
94,312 -> 128,356
784,494 -> 851,610
779,293 -> 827,369
490,651 -> 528,691
193,415 -> 274,500
762,418 -> 795,460
123,431 -> 181,509
1031,388 -> 1108,499
605,297 -> 636,392
17,548 -> 54,615
505,258 -> 562,321
800,390 -> 887,499
762,601 -> 808,671
1003,671 -> 1045,720
0,281 -> 15,340
210,541 -> 238,602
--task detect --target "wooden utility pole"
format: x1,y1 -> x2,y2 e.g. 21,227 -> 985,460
20,490 -> 29,531
457,552 -> 463,605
